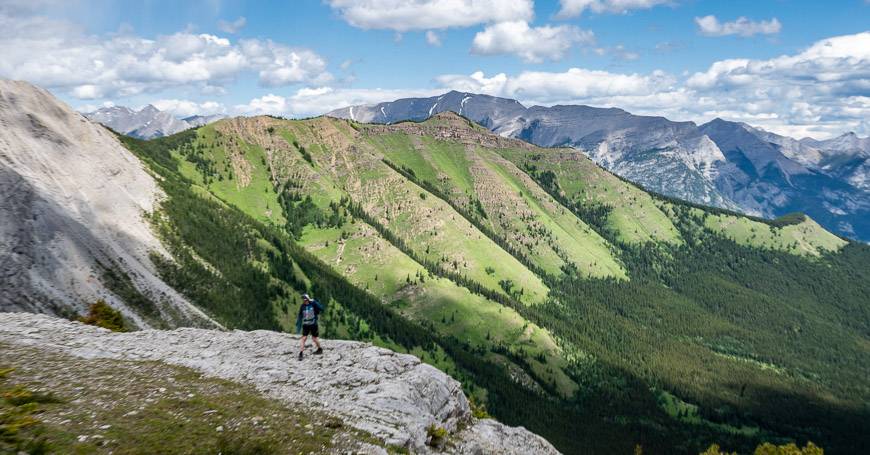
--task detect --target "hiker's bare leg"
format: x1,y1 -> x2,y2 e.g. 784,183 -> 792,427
300,335 -> 307,352
313,336 -> 322,350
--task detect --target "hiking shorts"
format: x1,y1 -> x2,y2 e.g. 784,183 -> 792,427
302,324 -> 319,337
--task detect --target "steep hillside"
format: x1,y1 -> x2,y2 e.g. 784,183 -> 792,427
0,80 -> 217,329
328,92 -> 870,242
131,111 -> 870,454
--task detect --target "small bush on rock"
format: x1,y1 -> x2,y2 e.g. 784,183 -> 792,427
78,300 -> 127,332
426,424 -> 448,448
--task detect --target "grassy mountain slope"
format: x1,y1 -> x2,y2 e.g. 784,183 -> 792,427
697,211 -> 846,256
368,132 -> 625,278
119,113 -> 869,455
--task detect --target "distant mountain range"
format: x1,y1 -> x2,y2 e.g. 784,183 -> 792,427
84,104 -> 224,139
328,91 -> 870,242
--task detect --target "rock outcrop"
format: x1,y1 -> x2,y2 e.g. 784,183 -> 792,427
0,80 -> 218,329
0,312 -> 560,454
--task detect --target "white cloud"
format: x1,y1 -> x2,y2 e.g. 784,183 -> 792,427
234,94 -> 289,116
435,68 -> 677,105
217,16 -> 247,34
234,87 -> 438,117
695,15 -> 781,37
425,30 -> 442,46
686,32 -> 870,90
556,0 -> 670,18
0,12 -> 332,100
325,0 -> 533,31
151,99 -> 226,117
76,100 -> 115,113
471,21 -> 593,63
239,39 -> 332,86
683,31 -> 870,137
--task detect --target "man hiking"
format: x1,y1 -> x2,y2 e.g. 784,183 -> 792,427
296,293 -> 324,360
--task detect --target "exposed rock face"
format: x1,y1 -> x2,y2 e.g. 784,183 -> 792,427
0,80 -> 217,329
699,119 -> 870,240
0,312 -> 560,454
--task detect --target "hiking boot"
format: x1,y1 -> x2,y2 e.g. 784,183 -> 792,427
298,351 -> 304,361
314,347 -> 323,355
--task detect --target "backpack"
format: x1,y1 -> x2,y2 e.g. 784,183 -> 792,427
301,303 -> 317,325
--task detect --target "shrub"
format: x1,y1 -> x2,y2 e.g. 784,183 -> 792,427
469,398 -> 490,419
426,424 -> 448,448
700,442 -> 823,455
78,300 -> 127,332
754,442 -> 823,455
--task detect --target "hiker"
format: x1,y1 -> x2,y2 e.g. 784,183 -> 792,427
296,293 -> 324,360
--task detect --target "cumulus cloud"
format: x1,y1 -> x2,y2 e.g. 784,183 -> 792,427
234,87 -> 437,117
695,15 -> 782,37
471,21 -> 593,62
435,68 -> 678,105
686,32 -> 870,90
234,93 -> 290,116
556,0 -> 670,18
217,16 -> 247,34
325,0 -> 533,31
0,12 -> 332,99
239,39 -> 332,86
683,31 -> 870,137
151,99 -> 226,117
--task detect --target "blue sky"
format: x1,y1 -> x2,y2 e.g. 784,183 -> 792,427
1,0 -> 868,138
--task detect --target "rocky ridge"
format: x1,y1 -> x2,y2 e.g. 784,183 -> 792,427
0,79 -> 218,328
0,312 -> 560,454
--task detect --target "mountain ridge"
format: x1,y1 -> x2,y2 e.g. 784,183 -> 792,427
328,92 -> 870,242
85,103 -> 225,139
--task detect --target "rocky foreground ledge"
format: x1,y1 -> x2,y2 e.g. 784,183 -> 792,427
0,313 -> 559,454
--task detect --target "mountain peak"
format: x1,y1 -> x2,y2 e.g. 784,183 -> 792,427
83,103 -> 222,139
140,104 -> 160,114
